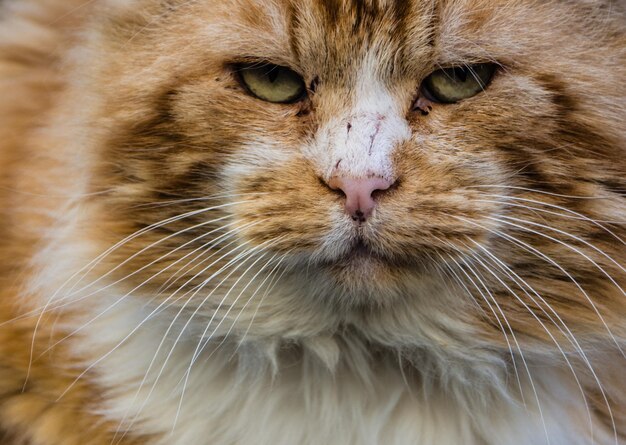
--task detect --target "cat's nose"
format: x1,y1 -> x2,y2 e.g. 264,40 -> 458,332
327,176 -> 393,222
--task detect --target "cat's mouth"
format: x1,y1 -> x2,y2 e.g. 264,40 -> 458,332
321,240 -> 384,280
350,239 -> 370,255
315,233 -> 424,275
315,237 -> 380,267
338,237 -> 395,265
340,232 -> 437,270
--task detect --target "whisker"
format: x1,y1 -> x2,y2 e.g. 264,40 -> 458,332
39,221 -> 260,360
209,249 -> 288,357
454,216 -> 620,443
452,250 -> 546,431
233,249 -> 294,356
129,192 -> 270,210
152,222 -> 260,297
193,239 -> 287,362
480,193 -> 625,229
39,222 -> 239,358
25,203 -> 247,389
468,241 -> 599,442
32,202 -> 247,319
116,237 -> 277,439
432,240 -> 527,406
54,239 -> 253,404
109,236 -> 263,444
466,184 -> 616,200
173,239 -> 287,429
66,201 -> 255,297
488,215 -> 625,293
460,249 -> 553,444
455,214 -> 625,358
55,219 -> 269,405
180,238 -> 285,369
432,253 -> 490,319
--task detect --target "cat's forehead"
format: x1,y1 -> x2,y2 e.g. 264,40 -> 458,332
183,0 -> 544,80
285,0 -> 437,79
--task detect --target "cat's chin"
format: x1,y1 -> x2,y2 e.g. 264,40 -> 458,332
337,243 -> 386,274
311,238 -> 425,299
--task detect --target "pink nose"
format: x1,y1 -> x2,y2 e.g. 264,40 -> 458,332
327,177 -> 393,222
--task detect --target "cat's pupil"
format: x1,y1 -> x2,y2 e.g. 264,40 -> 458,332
268,68 -> 279,83
452,67 -> 468,83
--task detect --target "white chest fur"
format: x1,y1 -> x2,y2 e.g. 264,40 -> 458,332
73,297 -> 603,445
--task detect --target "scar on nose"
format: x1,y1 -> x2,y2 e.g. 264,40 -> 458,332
368,121 -> 382,156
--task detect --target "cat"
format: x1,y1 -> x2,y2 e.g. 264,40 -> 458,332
0,0 -> 624,444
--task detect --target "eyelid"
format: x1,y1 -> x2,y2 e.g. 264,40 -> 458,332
230,59 -> 303,75
419,62 -> 498,104
229,61 -> 304,87
234,61 -> 307,104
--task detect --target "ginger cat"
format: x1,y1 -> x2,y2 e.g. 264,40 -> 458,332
0,0 -> 624,444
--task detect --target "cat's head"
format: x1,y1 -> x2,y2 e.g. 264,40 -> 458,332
58,0 -> 625,358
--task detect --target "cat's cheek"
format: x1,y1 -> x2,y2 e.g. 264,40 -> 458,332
226,156 -> 342,254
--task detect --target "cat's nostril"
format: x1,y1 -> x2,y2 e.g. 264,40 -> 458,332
326,176 -> 394,222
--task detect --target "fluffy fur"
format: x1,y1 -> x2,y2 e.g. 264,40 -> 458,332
0,0 -> 625,444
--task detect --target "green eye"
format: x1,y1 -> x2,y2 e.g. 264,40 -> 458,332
422,63 -> 496,104
238,63 -> 306,104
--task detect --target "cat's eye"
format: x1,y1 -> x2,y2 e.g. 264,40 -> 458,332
422,63 -> 496,104
238,63 -> 306,104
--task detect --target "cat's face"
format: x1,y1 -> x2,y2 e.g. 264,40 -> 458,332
76,0 -> 624,350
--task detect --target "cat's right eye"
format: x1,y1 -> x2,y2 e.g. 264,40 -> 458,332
238,63 -> 306,104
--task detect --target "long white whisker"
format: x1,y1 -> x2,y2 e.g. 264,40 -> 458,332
455,216 -> 621,443
67,203 -> 255,298
207,249 -> 287,357
469,241 -> 598,442
432,253 -> 490,319
41,221 -> 241,358
480,193 -> 625,233
460,249 -> 552,444
109,221 -> 270,443
130,192 -> 270,210
191,241 -> 286,360
23,203 -> 244,389
54,239 -> 251,404
233,249 -> 294,356
55,219 -> 268,405
40,222 -> 258,361
173,239 -> 287,429
466,184 -> 615,200
433,243 -> 527,407
152,222 -> 260,298
455,214 -> 625,358
25,201 -> 250,388
487,215 -> 625,293
118,238 -> 274,438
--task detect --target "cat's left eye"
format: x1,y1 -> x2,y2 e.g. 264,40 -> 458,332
422,63 -> 496,104
238,63 -> 306,104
